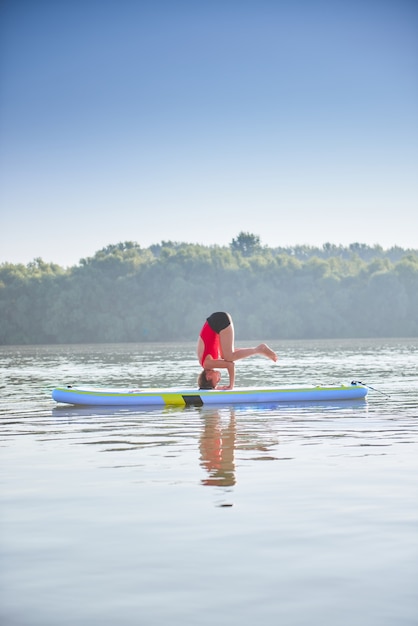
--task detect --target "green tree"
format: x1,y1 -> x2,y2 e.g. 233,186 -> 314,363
230,232 -> 261,257
1,243 -> 417,344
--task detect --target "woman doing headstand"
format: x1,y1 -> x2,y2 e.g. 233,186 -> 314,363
197,312 -> 277,390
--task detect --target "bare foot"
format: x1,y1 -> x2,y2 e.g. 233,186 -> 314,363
257,343 -> 278,362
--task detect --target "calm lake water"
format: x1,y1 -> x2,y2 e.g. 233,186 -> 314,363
1,338 -> 417,626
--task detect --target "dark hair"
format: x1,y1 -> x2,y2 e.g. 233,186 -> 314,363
198,370 -> 215,390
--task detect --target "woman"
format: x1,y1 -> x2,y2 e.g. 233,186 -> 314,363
197,312 -> 277,390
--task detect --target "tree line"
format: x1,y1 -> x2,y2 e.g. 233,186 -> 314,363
1,235 -> 418,345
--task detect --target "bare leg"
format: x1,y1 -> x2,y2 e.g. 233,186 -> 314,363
219,325 -> 277,362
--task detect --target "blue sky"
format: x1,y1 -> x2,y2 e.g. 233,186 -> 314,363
1,0 -> 417,267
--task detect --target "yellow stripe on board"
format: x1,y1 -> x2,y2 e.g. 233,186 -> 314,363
161,394 -> 187,406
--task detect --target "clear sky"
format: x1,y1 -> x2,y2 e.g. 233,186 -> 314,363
1,0 -> 417,267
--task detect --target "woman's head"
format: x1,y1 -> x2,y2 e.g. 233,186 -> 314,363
198,369 -> 221,389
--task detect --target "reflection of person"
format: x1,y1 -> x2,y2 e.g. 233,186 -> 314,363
197,312 -> 277,390
199,408 -> 280,489
200,410 -> 236,487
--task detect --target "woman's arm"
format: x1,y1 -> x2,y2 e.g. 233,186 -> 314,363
203,357 -> 235,389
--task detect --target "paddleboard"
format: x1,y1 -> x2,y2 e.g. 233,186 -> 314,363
52,382 -> 368,407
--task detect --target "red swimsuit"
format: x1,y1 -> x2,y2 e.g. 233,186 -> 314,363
199,321 -> 220,366
199,312 -> 231,367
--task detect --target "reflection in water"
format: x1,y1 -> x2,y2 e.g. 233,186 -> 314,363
51,404 -> 281,490
200,410 -> 237,487
198,407 -> 281,488
1,341 -> 418,626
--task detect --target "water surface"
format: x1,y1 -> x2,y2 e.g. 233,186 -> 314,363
1,339 -> 417,625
